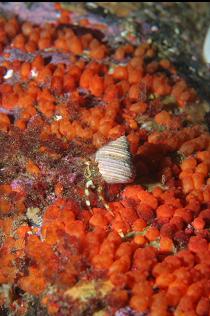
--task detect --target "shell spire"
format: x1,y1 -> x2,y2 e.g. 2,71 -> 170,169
95,136 -> 135,184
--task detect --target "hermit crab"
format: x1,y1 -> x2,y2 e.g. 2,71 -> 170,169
83,136 -> 135,212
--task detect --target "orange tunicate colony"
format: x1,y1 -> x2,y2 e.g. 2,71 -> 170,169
0,4 -> 209,316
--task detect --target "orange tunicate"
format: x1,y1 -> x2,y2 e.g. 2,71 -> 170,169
14,119 -> 26,130
196,150 -> 210,163
109,255 -> 131,275
113,66 -> 128,81
132,218 -> 147,231
114,46 -> 126,61
179,169 -> 194,180
174,208 -> 193,223
134,43 -> 148,57
109,272 -> 128,288
80,68 -> 95,89
43,205 -> 62,222
134,235 -> 147,246
18,267 -> 47,296
38,36 -> 51,50
92,253 -> 113,270
152,186 -> 163,198
17,94 -> 35,109
160,237 -> 174,253
182,175 -> 194,194
2,92 -> 18,110
196,297 -> 210,316
154,110 -> 172,127
69,36 -> 83,55
29,27 -> 40,43
137,190 -> 158,209
181,157 -> 197,171
90,44 -> 107,60
136,203 -> 154,222
4,18 -> 19,37
187,190 -> 204,203
145,227 -> 160,241
129,56 -> 144,68
146,61 -> 159,73
0,113 -> 10,131
0,198 -> 11,215
152,75 -> 171,96
119,206 -> 138,226
128,84 -> 140,101
98,118 -> 114,136
0,184 -> 12,194
195,162 -> 209,177
188,236 -> 208,253
108,125 -> 126,139
192,217 -> 205,230
192,172 -> 205,190
127,131 -> 140,154
122,185 -> 144,201
128,65 -> 143,84
115,242 -> 135,259
31,55 -> 44,71
54,182 -> 63,196
89,74 -> 104,97
36,66 -> 53,84
129,101 -> 147,114
21,22 -> 33,36
89,212 -> 109,229
20,62 -> 31,79
51,75 -> 63,93
12,33 -> 25,50
130,295 -> 151,313
54,37 -> 67,51
38,100 -> 55,118
65,220 -> 85,239
117,79 -> 130,95
203,185 -> 210,203
26,160 -> 40,176
155,273 -> 175,289
68,64 -> 82,80
92,132 -> 106,148
80,32 -> 93,47
156,204 -> 174,219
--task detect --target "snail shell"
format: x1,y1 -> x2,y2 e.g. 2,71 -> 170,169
203,26 -> 210,64
26,207 -> 42,227
95,136 -> 134,184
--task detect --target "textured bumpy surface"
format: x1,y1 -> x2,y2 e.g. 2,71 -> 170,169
0,3 -> 209,316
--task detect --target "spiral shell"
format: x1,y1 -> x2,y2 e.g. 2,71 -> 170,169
95,136 -> 134,184
26,207 -> 42,227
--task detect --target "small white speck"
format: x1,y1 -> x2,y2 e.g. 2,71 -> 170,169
4,69 -> 13,79
174,27 -> 180,35
53,114 -> 63,121
151,25 -> 159,32
31,68 -> 38,78
86,200 -> 91,207
203,27 -> 210,64
85,188 -> 90,196
108,67 -> 115,74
